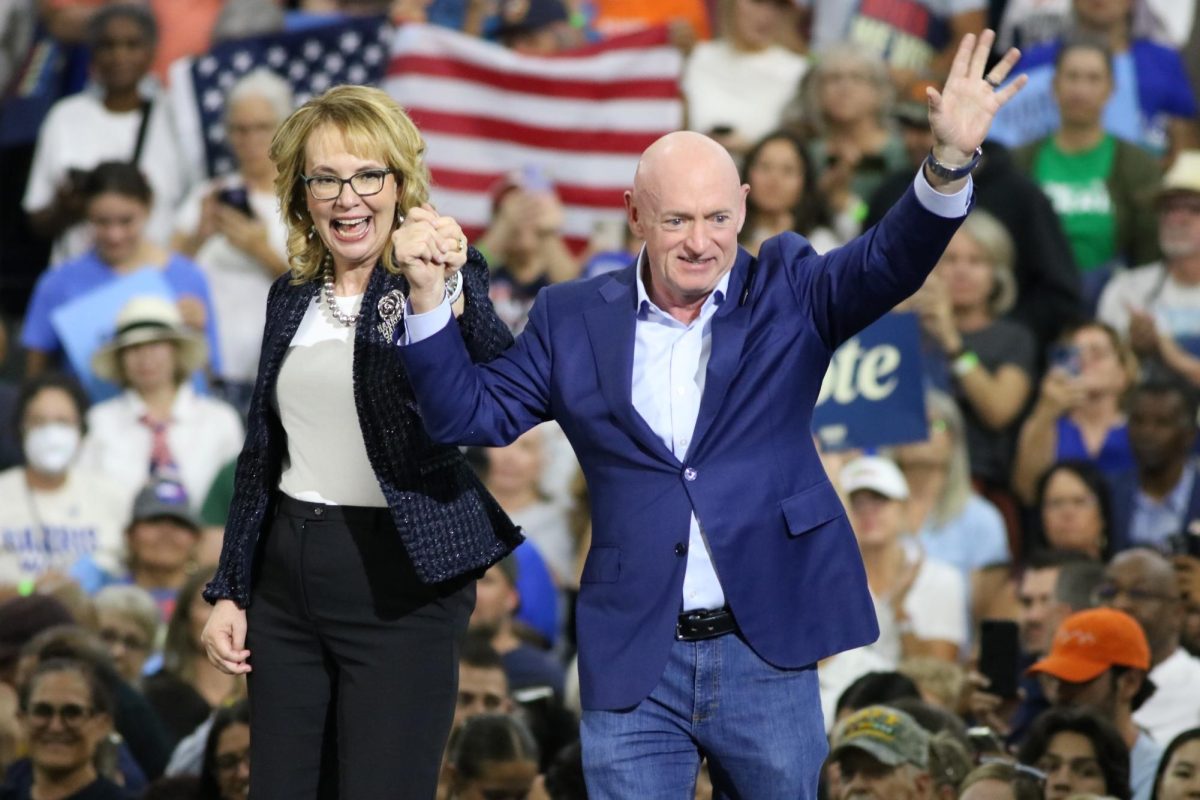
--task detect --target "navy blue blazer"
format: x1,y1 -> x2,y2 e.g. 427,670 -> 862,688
399,185 -> 967,710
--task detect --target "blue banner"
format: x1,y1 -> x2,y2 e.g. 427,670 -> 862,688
812,312 -> 928,450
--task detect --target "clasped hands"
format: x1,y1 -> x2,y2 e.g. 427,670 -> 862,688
393,203 -> 468,312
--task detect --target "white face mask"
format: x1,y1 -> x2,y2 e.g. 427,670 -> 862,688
24,423 -> 81,475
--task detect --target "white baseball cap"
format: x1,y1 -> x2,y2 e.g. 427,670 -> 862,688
839,456 -> 910,501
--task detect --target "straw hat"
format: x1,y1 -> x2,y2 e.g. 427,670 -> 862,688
1159,150 -> 1200,198
91,295 -> 208,385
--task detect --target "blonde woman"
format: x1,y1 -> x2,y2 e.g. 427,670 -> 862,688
910,209 -> 1036,495
199,85 -> 522,798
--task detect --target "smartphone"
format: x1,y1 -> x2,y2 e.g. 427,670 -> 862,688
216,186 -> 254,217
1168,527 -> 1200,557
1049,343 -> 1081,377
978,619 -> 1021,699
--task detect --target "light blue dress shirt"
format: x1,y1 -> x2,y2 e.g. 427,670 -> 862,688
1131,462 -> 1195,549
630,261 -> 731,611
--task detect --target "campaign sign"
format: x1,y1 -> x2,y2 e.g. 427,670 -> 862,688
812,312 -> 928,450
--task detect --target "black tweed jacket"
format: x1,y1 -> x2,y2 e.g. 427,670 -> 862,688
203,250 -> 524,607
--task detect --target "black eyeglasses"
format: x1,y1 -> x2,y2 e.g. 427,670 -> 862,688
299,169 -> 392,201
1092,582 -> 1176,604
27,702 -> 94,728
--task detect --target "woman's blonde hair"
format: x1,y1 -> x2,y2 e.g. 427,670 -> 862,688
957,210 -> 1017,317
269,84 -> 431,283
786,44 -> 894,136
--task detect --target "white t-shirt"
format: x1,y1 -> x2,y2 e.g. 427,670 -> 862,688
0,466 -> 129,585
275,294 -> 388,508
818,645 -> 894,731
508,500 -> 574,585
174,177 -> 288,384
682,40 -> 809,146
78,384 -> 245,510
1135,0 -> 1197,49
23,91 -> 191,264
1133,647 -> 1200,747
1097,262 -> 1200,346
867,543 -> 968,667
997,0 -> 1069,51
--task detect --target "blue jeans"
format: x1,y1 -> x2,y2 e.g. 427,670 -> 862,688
580,632 -> 828,800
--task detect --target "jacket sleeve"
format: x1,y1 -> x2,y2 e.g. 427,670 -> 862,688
455,248 -> 515,364
398,284 -> 555,447
784,182 -> 968,352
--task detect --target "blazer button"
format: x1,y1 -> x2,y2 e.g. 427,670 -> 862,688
675,543 -> 688,556
683,467 -> 698,481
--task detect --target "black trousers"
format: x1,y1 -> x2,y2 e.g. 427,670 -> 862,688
246,495 -> 475,799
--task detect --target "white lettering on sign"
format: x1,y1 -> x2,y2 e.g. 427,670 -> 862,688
817,338 -> 903,406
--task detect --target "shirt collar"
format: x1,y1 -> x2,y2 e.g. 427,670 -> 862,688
124,383 -> 194,422
633,246 -> 731,322
1136,461 -> 1196,515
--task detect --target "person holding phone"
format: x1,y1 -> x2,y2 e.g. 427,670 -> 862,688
173,69 -> 293,415
1013,321 -> 1138,504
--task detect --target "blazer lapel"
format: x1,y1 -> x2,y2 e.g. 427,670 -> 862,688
690,249 -> 754,451
583,268 -> 677,463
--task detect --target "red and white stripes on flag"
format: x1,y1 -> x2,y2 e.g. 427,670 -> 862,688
384,24 -> 684,251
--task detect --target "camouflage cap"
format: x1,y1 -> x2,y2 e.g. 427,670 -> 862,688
829,705 -> 930,769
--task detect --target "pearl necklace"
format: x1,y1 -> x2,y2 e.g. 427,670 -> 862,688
322,258 -> 360,327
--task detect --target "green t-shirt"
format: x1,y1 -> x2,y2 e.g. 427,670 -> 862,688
1032,134 -> 1117,272
199,459 -> 238,527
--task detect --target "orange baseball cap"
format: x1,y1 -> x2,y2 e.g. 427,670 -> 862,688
1027,608 -> 1150,683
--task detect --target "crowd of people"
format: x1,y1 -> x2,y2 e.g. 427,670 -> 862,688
0,0 -> 1198,798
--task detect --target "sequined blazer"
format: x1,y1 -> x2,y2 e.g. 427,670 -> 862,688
203,251 -> 523,607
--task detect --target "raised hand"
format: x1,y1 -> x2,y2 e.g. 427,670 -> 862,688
392,204 -> 468,312
927,29 -> 1027,162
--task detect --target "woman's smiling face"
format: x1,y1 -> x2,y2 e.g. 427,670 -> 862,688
304,124 -> 399,272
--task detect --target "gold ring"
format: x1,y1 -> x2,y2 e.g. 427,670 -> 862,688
457,237 -> 465,252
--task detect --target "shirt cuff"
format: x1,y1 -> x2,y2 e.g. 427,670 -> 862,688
399,296 -> 453,345
913,167 -> 972,219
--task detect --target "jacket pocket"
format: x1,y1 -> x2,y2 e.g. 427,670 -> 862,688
580,546 -> 621,583
780,480 -> 846,537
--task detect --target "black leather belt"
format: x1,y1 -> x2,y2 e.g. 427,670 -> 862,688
676,607 -> 737,641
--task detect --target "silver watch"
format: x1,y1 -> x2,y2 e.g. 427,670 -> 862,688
924,146 -> 983,181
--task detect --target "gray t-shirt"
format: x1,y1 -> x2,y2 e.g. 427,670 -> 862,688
960,318 -> 1038,485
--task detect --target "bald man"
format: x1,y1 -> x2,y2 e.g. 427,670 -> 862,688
397,31 -> 1026,800
1099,548 -> 1200,744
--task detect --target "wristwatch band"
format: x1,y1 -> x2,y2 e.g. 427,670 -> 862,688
924,146 -> 983,181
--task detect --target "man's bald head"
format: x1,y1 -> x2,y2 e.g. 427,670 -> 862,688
1108,549 -> 1179,595
1103,548 -> 1182,662
622,131 -> 750,320
632,131 -> 743,207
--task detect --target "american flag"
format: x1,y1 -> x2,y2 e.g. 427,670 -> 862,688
168,19 -> 684,250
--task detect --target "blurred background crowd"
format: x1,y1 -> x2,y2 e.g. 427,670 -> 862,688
0,0 -> 1199,798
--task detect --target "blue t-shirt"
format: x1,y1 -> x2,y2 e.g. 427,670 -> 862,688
20,250 -> 222,377
918,494 -> 1011,579
989,39 -> 1198,154
1054,416 -> 1134,478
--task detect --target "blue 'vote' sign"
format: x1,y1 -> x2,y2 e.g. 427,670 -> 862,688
812,312 -> 928,450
